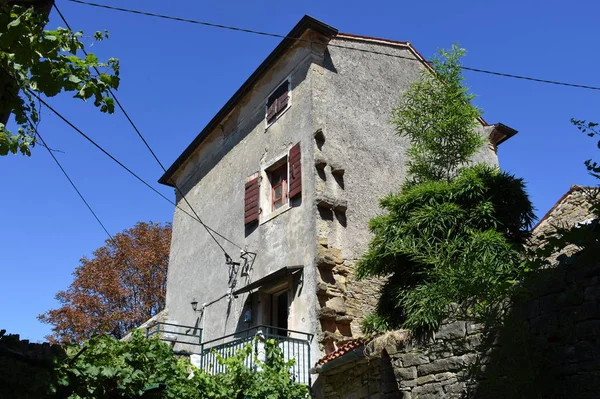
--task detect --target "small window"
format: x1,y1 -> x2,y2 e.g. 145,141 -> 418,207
269,163 -> 288,211
266,80 -> 290,124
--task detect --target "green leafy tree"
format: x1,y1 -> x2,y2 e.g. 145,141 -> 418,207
357,45 -> 535,333
0,2 -> 119,156
357,165 -> 535,332
391,44 -> 483,183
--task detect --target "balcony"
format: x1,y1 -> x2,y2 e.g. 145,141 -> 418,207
196,325 -> 313,386
145,322 -> 313,386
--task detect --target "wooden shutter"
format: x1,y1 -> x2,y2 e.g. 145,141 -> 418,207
288,143 -> 301,199
266,101 -> 277,122
244,175 -> 260,224
277,91 -> 289,112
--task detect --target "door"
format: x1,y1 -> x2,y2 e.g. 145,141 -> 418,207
271,290 -> 289,337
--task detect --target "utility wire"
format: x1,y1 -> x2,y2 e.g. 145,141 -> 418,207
32,120 -> 114,241
32,119 -> 168,332
67,0 -> 600,92
53,3 -> 243,255
26,87 -> 234,255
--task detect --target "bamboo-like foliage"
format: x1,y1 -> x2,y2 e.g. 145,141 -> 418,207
357,166 -> 534,332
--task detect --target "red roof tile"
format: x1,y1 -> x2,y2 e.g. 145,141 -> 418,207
314,337 -> 372,367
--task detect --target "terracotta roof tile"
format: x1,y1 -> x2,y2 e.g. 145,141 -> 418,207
314,337 -> 373,367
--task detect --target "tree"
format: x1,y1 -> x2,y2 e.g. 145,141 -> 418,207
390,44 -> 483,183
357,165 -> 535,332
0,2 -> 119,156
357,46 -> 535,333
39,222 -> 171,343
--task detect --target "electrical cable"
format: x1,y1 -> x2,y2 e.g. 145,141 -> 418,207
26,87 -> 233,255
33,120 -> 114,241
67,0 -> 600,92
53,3 -> 244,255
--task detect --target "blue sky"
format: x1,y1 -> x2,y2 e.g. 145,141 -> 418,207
2,0 -> 599,342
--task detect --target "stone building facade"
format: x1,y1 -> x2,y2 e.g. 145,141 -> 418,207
157,15 -> 512,372
314,185 -> 600,398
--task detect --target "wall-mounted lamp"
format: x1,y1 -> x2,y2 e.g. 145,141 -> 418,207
191,299 -> 199,312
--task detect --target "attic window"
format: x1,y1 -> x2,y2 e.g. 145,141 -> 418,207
266,80 -> 290,124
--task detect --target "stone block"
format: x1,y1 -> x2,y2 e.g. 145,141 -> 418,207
398,352 -> 429,367
434,372 -> 456,382
394,366 -> 417,380
319,307 -> 337,320
412,382 -> 443,397
327,296 -> 347,314
466,322 -> 483,335
436,321 -> 466,340
417,357 -> 464,376
415,374 -> 436,385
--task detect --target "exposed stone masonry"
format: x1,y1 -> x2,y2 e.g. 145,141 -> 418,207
313,128 -> 386,353
316,185 -> 600,398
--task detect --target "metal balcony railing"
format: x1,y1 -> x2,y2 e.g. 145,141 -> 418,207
146,322 -> 203,347
194,325 -> 313,386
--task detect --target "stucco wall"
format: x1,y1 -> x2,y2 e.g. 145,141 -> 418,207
165,33 -> 324,345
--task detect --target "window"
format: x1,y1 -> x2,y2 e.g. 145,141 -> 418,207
266,80 -> 290,124
268,163 -> 288,211
244,142 -> 301,227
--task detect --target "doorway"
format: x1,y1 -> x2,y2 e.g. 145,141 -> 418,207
271,290 -> 289,337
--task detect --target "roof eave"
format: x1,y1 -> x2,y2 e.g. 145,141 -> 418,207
489,122 -> 518,146
158,15 -> 338,187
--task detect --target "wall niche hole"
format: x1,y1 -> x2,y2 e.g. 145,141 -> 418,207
314,129 -> 325,150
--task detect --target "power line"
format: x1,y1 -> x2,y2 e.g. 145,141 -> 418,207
66,0 -> 600,92
33,119 -> 169,335
26,87 -> 238,256
53,3 -> 244,256
32,120 -> 114,241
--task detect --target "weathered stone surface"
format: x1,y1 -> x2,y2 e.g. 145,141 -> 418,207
436,321 -> 466,340
318,307 -> 337,320
415,375 -> 436,386
398,353 -> 429,367
394,367 -> 417,381
317,187 -> 600,399
417,357 -> 464,376
326,296 -> 347,314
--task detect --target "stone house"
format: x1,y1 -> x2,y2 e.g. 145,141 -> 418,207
155,15 -> 515,386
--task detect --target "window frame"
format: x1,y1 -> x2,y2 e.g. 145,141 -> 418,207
268,162 -> 288,212
259,153 -> 292,224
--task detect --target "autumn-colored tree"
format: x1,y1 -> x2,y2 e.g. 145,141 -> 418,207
38,222 -> 171,343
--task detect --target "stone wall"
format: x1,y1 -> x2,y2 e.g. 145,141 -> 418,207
316,185 -> 600,398
317,324 -> 483,399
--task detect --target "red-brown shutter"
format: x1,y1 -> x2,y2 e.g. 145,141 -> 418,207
288,143 -> 301,199
244,175 -> 260,224
266,101 -> 277,122
277,91 -> 289,112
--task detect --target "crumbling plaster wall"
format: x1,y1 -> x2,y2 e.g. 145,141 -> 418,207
309,37 -> 499,353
